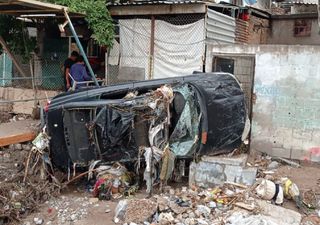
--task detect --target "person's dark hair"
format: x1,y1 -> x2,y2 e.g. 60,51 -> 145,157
71,51 -> 79,57
77,55 -> 84,63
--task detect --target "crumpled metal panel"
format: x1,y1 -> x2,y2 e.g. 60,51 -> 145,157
206,9 -> 236,44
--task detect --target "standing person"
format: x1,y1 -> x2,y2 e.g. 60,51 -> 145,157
63,51 -> 79,91
70,55 -> 92,89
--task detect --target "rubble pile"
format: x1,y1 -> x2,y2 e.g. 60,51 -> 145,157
0,132 -> 61,224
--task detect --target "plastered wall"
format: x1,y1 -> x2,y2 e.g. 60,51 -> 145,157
206,44 -> 320,162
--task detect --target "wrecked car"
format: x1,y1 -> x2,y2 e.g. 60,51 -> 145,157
46,73 -> 248,169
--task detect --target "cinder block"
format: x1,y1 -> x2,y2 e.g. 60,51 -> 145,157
241,167 -> 258,185
224,165 -> 242,183
201,154 -> 248,166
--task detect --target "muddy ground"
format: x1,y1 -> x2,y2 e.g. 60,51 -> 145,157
1,144 -> 320,225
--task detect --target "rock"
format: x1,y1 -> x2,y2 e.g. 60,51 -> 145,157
268,161 -> 279,170
185,218 -> 196,225
169,201 -> 188,214
158,212 -> 175,224
70,214 -> 77,221
208,201 -> 217,208
129,223 -> 138,225
194,210 -> 201,218
33,218 -> 44,225
157,197 -> 169,212
105,209 -> 111,213
14,143 -> 22,150
22,144 -> 32,151
196,205 -> 211,217
188,212 -> 195,218
24,222 -> 31,225
169,189 -> 175,195
89,198 -> 99,204
197,219 -> 208,225
182,213 -> 188,218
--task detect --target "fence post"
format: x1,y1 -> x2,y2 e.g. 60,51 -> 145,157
148,16 -> 155,80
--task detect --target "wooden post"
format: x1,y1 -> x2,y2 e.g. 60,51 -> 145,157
0,35 -> 27,77
148,16 -> 155,80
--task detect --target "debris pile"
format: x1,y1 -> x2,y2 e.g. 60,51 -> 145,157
0,131 -> 61,224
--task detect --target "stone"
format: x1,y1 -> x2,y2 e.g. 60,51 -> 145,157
22,144 -> 32,151
184,218 -> 196,225
158,212 -> 175,224
194,210 -> 201,218
208,201 -> 217,208
105,209 -> 111,213
33,218 -> 43,225
196,205 -> 211,217
70,214 -> 77,221
188,212 -> 195,218
169,202 -> 188,214
197,219 -> 208,225
268,161 -> 279,170
14,143 -> 22,150
89,198 -> 99,204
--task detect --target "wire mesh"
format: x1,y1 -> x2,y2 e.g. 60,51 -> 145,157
107,14 -> 206,85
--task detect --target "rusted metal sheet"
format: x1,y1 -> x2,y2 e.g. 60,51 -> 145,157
206,9 -> 235,44
235,19 -> 249,44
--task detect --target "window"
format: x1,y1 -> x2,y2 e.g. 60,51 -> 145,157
294,19 -> 311,37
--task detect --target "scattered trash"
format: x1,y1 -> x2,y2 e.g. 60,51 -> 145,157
256,179 -> 284,204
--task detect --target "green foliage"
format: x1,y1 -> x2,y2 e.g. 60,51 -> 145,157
0,15 -> 36,60
46,0 -> 114,46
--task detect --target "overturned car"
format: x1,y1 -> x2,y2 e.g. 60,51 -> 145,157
46,73 -> 248,169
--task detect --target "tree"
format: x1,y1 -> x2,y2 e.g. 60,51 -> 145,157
0,15 -> 36,60
45,0 -> 114,47
0,0 -> 114,60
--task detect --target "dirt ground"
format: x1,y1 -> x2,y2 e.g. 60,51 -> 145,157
1,141 -> 320,225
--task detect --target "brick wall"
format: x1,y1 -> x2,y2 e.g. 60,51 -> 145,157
206,44 -> 320,162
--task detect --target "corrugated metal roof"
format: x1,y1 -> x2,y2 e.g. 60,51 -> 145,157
108,0 -> 203,6
283,0 -> 318,4
206,8 -> 235,44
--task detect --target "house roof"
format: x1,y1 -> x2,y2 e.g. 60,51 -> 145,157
108,0 -> 206,16
0,0 -> 84,18
107,0 -> 203,6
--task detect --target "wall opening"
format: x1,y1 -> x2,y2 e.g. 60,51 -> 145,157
212,55 -> 255,119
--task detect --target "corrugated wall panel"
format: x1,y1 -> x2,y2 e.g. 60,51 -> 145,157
206,9 -> 235,44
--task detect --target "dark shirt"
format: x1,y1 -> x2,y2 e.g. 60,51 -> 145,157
70,63 -> 92,89
63,58 -> 75,90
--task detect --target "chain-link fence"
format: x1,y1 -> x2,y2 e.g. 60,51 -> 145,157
107,14 -> 206,85
0,52 -> 65,114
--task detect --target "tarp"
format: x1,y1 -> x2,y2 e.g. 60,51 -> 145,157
118,18 -> 205,79
119,19 -> 151,77
153,19 -> 205,78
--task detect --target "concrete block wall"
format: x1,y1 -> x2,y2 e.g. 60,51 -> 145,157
206,44 -> 320,162
0,87 -> 60,114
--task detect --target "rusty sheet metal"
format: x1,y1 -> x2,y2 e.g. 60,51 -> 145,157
235,19 -> 249,44
206,9 -> 235,44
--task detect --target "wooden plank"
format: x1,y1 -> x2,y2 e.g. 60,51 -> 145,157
0,119 -> 38,147
0,131 -> 36,147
